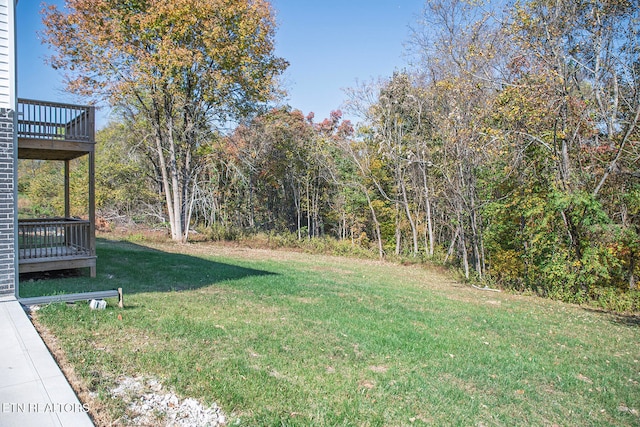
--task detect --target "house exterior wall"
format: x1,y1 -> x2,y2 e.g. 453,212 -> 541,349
0,0 -> 16,296
0,108 -> 15,295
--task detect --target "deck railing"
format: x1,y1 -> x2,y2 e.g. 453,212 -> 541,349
17,99 -> 95,142
18,218 -> 93,260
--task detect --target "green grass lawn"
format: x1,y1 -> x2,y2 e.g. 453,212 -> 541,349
23,237 -> 640,426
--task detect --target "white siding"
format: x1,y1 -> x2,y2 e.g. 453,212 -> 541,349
0,0 -> 14,110
0,0 -> 13,295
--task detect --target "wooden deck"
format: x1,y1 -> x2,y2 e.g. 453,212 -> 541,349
17,218 -> 96,276
17,98 -> 95,160
17,99 -> 96,277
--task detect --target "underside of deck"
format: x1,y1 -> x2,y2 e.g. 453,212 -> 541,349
19,255 -> 97,275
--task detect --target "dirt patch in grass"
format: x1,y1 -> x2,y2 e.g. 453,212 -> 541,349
368,365 -> 389,374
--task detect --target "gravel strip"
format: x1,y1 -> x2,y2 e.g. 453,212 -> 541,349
111,376 -> 226,426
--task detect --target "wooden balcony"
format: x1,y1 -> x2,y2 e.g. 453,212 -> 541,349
17,98 -> 95,160
17,99 -> 96,277
18,218 -> 96,274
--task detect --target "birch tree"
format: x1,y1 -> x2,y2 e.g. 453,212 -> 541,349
42,0 -> 287,241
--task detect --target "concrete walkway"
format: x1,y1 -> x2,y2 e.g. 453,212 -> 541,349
0,297 -> 94,427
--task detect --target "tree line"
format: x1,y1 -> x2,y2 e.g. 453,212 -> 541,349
23,0 -> 639,309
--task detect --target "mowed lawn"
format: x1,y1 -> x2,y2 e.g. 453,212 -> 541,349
21,237 -> 640,426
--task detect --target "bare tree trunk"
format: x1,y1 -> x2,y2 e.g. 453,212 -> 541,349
445,226 -> 459,264
313,184 -> 320,237
306,179 -> 311,239
459,221 -> 470,280
471,213 -> 483,279
248,173 -> 255,228
183,180 -> 197,243
469,183 -> 483,279
629,251 -> 637,290
293,182 -> 301,240
395,202 -> 402,255
400,179 -> 419,256
164,99 -> 184,241
422,167 -> 434,257
153,129 -> 178,239
364,187 -> 384,259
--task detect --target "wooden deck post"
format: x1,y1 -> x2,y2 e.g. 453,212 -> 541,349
64,159 -> 70,218
88,150 -> 96,277
88,106 -> 96,278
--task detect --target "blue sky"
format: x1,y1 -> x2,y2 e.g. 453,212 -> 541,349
16,0 -> 425,127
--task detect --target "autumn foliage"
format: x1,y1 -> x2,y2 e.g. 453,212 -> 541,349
41,0 -> 287,241
30,0 -> 640,310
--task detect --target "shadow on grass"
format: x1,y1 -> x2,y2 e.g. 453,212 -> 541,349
610,313 -> 640,327
18,238 -> 276,298
582,306 -> 640,327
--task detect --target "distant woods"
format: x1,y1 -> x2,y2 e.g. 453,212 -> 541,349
26,0 -> 639,309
